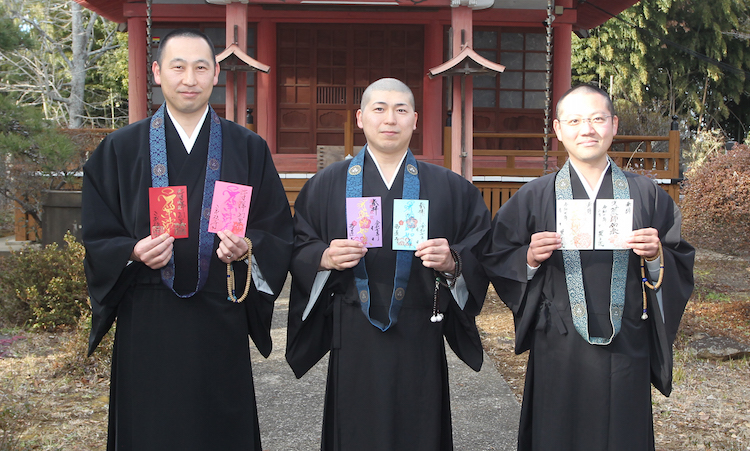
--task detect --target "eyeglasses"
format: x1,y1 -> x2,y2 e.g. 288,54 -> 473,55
558,116 -> 612,127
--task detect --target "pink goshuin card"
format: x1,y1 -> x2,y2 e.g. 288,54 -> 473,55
208,181 -> 253,235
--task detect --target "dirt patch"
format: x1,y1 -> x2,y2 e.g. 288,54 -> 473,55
477,249 -> 750,451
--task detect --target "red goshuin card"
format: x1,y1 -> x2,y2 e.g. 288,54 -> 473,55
148,186 -> 189,239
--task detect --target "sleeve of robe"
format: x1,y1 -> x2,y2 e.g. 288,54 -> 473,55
285,165 -> 345,378
481,175 -> 557,355
82,127 -> 147,356
434,167 -> 492,372
632,176 -> 694,396
222,122 -> 294,358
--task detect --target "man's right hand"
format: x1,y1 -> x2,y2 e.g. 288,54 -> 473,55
319,239 -> 367,271
527,231 -> 561,267
131,233 -> 175,269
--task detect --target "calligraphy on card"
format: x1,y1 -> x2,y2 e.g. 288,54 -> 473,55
392,199 -> 429,251
207,181 -> 253,235
149,186 -> 189,238
345,196 -> 383,248
594,199 -> 633,250
556,199 -> 594,250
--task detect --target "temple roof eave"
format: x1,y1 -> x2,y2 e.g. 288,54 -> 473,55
75,0 -> 641,29
216,44 -> 271,73
428,46 -> 505,78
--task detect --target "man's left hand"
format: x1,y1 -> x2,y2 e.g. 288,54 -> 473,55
216,230 -> 249,262
415,238 -> 455,273
625,227 -> 660,259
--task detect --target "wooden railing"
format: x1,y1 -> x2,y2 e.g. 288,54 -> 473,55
468,130 -> 680,179
444,128 -> 683,215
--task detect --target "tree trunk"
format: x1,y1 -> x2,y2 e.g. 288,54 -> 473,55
69,1 -> 87,129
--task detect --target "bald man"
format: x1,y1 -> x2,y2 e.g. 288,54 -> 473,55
286,78 -> 491,451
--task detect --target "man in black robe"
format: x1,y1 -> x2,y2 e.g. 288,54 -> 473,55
286,78 -> 491,450
482,84 -> 695,450
82,29 -> 293,450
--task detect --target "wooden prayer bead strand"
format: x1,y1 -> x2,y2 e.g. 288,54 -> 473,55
639,241 -> 664,320
226,237 -> 253,303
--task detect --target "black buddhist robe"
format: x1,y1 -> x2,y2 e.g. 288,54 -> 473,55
82,111 -> 293,451
482,168 -> 695,451
286,152 -> 491,451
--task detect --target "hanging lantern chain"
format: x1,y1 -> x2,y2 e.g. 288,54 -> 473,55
146,0 -> 153,117
543,0 -> 554,172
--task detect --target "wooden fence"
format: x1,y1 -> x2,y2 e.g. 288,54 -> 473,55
448,128 -> 682,216
12,126 -> 683,241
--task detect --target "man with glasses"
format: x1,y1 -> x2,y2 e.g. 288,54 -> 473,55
482,84 -> 695,450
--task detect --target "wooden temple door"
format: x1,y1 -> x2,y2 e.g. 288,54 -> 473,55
277,24 -> 424,157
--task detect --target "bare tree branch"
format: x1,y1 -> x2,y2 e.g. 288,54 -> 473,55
0,0 -> 123,127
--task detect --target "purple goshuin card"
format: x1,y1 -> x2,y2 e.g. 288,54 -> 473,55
346,196 -> 383,248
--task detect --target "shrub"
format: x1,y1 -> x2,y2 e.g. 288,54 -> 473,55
681,144 -> 750,256
0,232 -> 87,329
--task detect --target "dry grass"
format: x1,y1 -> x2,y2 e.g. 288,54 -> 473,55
477,249 -> 750,451
0,327 -> 110,451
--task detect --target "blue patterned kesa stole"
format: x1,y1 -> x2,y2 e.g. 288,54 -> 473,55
346,147 -> 420,332
149,103 -> 222,298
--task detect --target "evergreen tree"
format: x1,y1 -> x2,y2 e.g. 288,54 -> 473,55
572,0 -> 750,140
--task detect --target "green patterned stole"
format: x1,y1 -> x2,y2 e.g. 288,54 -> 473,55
555,158 -> 630,345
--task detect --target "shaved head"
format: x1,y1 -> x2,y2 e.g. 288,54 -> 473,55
360,78 -> 415,111
556,84 -> 615,119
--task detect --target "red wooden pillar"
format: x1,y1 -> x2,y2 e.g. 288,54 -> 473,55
450,6 -> 474,180
422,21 -> 443,164
256,19 -> 277,151
225,2 -> 248,125
551,22 -> 572,153
128,17 -> 148,123
552,23 -> 572,119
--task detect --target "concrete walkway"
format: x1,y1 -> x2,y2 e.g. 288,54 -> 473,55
251,281 -> 521,451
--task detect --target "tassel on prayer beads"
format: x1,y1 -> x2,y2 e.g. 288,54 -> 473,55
639,242 -> 664,322
430,247 -> 461,324
431,277 -> 443,323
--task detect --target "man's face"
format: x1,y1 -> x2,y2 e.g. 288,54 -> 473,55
553,91 -> 618,168
152,36 -> 219,118
356,90 -> 418,157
